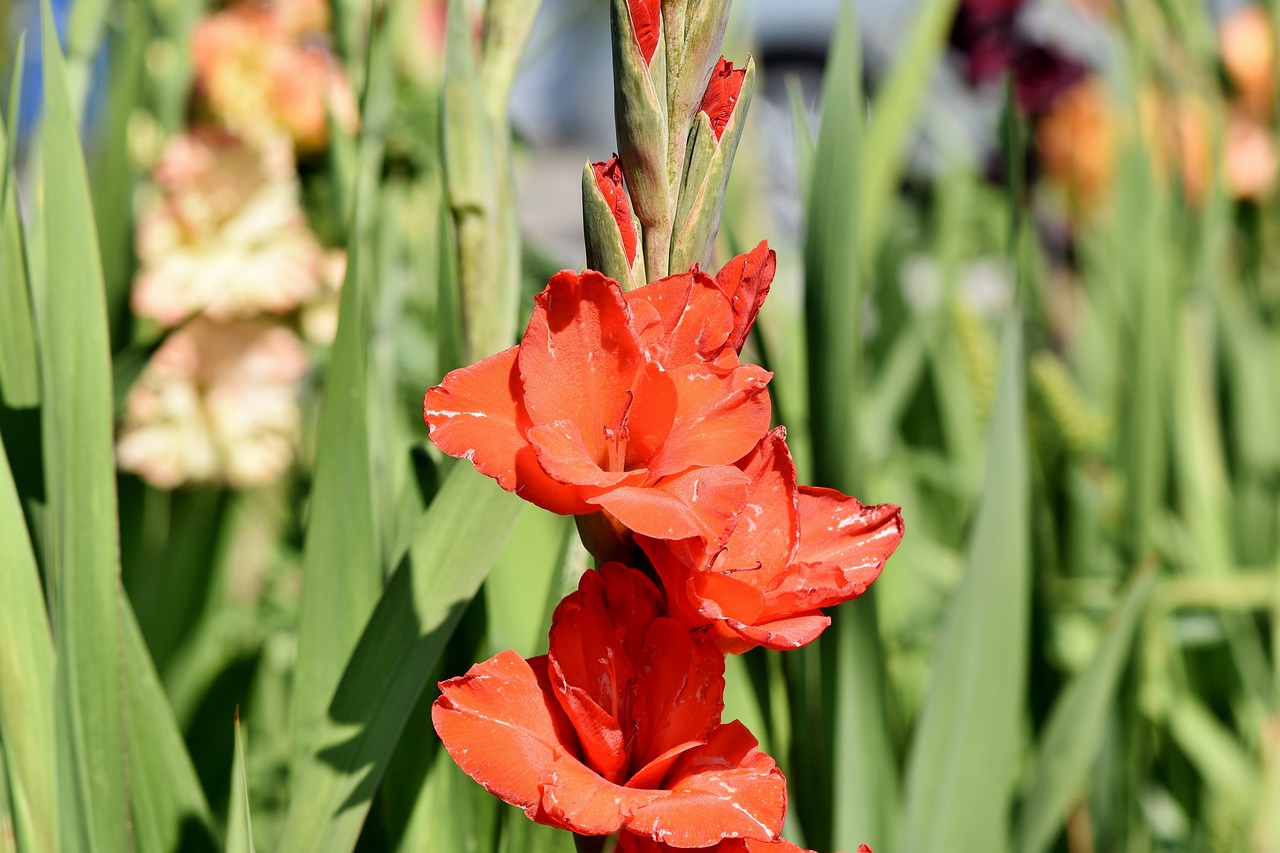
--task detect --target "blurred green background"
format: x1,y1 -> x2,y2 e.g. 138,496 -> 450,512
4,0 -> 1280,851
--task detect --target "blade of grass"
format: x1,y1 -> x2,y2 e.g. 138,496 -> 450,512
37,2 -> 130,848
899,319 -> 1029,853
1016,566 -> 1156,853
275,467 -> 525,853
228,712 -> 255,853
122,601 -> 218,852
0,36 -> 39,409
0,419 -> 55,853
292,143 -> 383,778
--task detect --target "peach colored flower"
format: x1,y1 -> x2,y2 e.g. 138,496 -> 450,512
132,129 -> 323,327
1226,112 -> 1279,200
192,3 -> 356,152
300,250 -> 348,345
1035,76 -> 1115,211
1220,5 -> 1274,120
117,318 -> 307,489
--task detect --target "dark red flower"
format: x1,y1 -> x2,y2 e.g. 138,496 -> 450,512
699,57 -> 748,141
639,429 -> 903,653
593,156 -> 639,266
433,564 -> 787,847
949,0 -> 1027,83
424,264 -> 773,544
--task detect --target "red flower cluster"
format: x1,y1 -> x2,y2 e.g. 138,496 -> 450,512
424,245 -> 902,849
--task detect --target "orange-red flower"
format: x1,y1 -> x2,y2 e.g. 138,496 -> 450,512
628,0 -> 662,65
433,564 -> 787,847
640,429 -> 903,653
423,262 -> 773,543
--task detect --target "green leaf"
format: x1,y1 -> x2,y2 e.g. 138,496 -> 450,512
1015,567 -> 1155,853
0,419 -> 55,853
899,319 -> 1029,853
275,466 -> 525,853
0,36 -> 39,409
38,2 -> 130,848
122,602 -> 218,852
292,171 -> 382,777
228,713 -> 255,853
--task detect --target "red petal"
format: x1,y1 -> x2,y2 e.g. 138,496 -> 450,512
591,465 -> 751,544
721,611 -> 832,653
627,270 -> 735,367
528,419 -> 634,488
626,721 -> 786,846
626,739 -> 704,791
615,835 -> 818,852
795,488 -> 904,590
628,0 -> 662,65
645,361 -> 772,476
624,361 -> 679,468
593,156 -> 638,265
548,656 -> 629,783
699,57 -> 748,141
631,618 -> 726,767
424,347 -> 591,515
432,651 -> 573,817
713,428 -> 799,576
519,270 -> 643,466
715,241 -> 776,353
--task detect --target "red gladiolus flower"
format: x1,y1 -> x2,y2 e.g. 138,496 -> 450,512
639,429 -> 904,653
424,267 -> 772,544
700,57 -> 748,141
593,156 -> 639,266
629,0 -> 662,65
433,564 -> 788,847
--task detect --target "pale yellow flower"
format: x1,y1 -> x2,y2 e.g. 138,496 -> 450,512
300,249 -> 348,345
117,318 -> 308,489
132,129 -> 323,327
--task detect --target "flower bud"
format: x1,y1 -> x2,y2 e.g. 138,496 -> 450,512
670,56 -> 754,273
662,0 -> 733,203
583,156 -> 645,289
611,0 -> 671,279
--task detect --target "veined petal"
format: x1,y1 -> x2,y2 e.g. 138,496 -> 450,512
795,488 -> 904,582
627,270 -> 735,366
626,721 -> 786,846
719,611 -> 832,654
548,656 -> 629,783
631,618 -> 726,766
519,270 -> 644,465
591,465 -> 750,544
432,651 -> 576,818
528,420 -> 634,488
715,241 -> 776,354
645,362 -> 772,476
713,428 -> 798,575
424,347 -> 592,515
